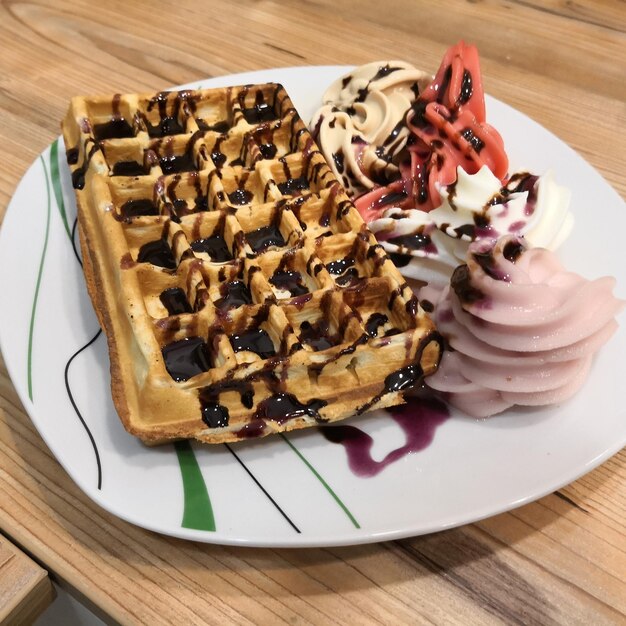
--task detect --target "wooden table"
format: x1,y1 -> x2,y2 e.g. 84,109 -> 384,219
1,1 -> 625,623
0,533 -> 55,625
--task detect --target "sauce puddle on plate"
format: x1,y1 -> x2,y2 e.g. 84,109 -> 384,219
319,395 -> 449,477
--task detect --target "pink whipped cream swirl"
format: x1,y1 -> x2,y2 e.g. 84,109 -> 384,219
423,236 -> 624,418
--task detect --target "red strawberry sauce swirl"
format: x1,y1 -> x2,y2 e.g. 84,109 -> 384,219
355,41 -> 509,221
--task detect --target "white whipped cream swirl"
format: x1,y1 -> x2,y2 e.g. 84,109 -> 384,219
369,165 -> 573,285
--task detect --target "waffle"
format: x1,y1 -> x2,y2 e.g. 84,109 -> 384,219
61,82 -> 442,444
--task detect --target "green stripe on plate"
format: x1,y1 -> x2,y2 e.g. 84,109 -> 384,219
27,155 -> 52,401
49,139 -> 72,241
174,440 -> 216,531
280,433 -> 360,529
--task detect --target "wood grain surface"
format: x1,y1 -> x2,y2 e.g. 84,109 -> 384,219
1,0 -> 625,624
0,532 -> 54,625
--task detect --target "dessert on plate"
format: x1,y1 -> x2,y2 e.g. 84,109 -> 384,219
422,236 -> 624,417
60,38 -> 622,436
61,82 -> 441,444
311,42 -> 623,417
312,42 -> 573,285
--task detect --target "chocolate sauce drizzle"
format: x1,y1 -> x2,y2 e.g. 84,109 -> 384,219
335,267 -> 362,288
451,264 -> 484,303
112,161 -> 148,176
160,287 -> 192,315
137,238 -> 176,269
387,231 -> 434,252
120,198 -> 158,220
228,188 -> 253,205
254,393 -> 326,424
230,328 -> 276,359
70,138 -> 100,190
160,152 -> 196,174
299,319 -> 338,351
201,402 -> 230,428
191,234 -> 233,261
243,102 -> 277,124
326,256 -> 355,276
246,224 -> 286,252
503,239 -> 524,263
355,331 -> 444,415
278,176 -> 309,196
365,313 -> 388,337
196,119 -> 230,133
269,270 -> 309,296
145,92 -> 186,137
162,336 -> 212,381
388,252 -> 411,268
94,117 -> 134,141
214,281 -> 252,311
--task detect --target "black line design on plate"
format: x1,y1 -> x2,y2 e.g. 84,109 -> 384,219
51,146 -> 104,490
71,217 -> 83,266
223,443 -> 301,533
64,329 -> 103,489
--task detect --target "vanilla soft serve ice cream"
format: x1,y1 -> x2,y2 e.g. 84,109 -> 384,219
311,61 -> 431,197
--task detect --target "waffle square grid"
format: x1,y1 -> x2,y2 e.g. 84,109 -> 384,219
62,82 -> 441,444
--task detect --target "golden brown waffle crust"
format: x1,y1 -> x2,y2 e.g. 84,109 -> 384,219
62,83 -> 441,444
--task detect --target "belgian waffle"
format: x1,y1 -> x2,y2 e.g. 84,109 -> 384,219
61,82 -> 442,444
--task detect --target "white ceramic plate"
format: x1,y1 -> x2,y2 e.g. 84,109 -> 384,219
1,66 -> 625,547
